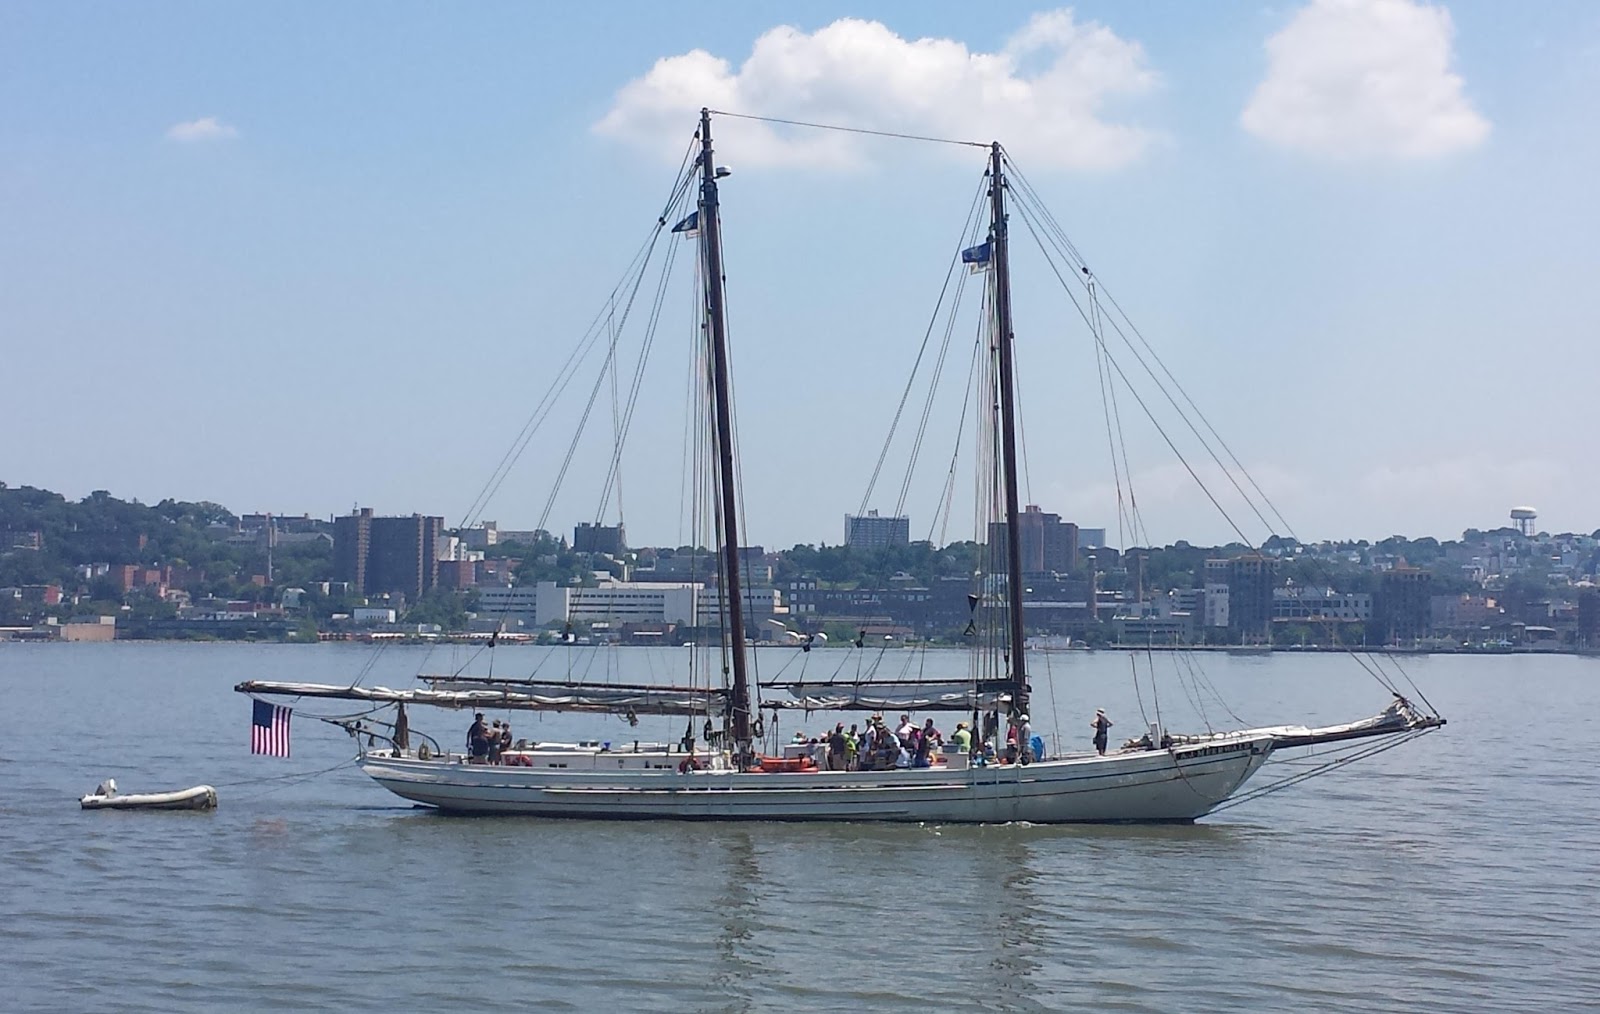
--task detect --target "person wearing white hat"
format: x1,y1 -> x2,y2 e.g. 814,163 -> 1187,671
1091,708 -> 1113,755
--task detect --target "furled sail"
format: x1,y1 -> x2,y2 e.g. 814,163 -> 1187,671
235,680 -> 727,717
769,683 -> 1009,712
1165,696 -> 1444,751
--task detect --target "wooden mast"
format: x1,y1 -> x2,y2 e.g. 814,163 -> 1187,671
989,142 -> 1030,721
698,108 -> 753,759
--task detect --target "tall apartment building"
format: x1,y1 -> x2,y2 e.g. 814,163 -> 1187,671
333,508 -> 443,600
1215,556 -> 1277,641
845,510 -> 909,550
332,509 -> 373,593
988,505 -> 1079,575
1374,564 -> 1433,643
573,522 -> 627,555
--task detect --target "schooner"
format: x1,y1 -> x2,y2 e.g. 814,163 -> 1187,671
238,110 -> 1444,822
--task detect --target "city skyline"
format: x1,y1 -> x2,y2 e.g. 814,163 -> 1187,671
4,2 -> 1597,548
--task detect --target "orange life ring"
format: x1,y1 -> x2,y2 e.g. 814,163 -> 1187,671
678,756 -> 701,774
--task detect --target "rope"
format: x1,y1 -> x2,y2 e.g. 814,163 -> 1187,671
706,109 -> 989,150
859,176 -> 985,517
1209,728 -> 1436,813
211,756 -> 355,792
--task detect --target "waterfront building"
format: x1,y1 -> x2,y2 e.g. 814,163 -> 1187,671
522,580 -> 702,628
334,508 -> 444,600
844,510 -> 909,550
1206,556 -> 1277,641
1430,593 -> 1502,632
1272,586 -> 1373,623
1375,564 -> 1434,643
697,587 -> 786,634
573,522 -> 627,555
988,505 -> 1079,574
475,585 -> 541,627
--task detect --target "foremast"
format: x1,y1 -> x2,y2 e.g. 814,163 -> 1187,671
698,108 -> 754,763
988,142 -> 1030,723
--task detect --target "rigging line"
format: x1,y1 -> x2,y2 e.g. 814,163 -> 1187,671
1129,652 -> 1150,727
1041,640 -> 1062,755
536,222 -> 667,535
1101,280 -> 1298,538
1210,728 -> 1435,813
1266,734 -> 1420,767
931,307 -> 986,545
1007,177 -> 1280,543
1011,333 -> 1034,506
1170,646 -> 1210,732
1094,282 -> 1149,548
860,174 -> 987,518
1183,650 -> 1247,725
706,109 -> 990,150
1147,644 -> 1164,735
1011,204 -> 1261,551
1371,650 -> 1430,710
593,227 -> 684,523
708,204 -> 766,695
679,253 -> 706,547
894,266 -> 968,520
461,213 -> 675,530
462,149 -> 698,529
1089,277 -> 1130,551
607,298 -> 622,529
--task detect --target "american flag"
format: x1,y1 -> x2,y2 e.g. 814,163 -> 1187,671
251,700 -> 292,757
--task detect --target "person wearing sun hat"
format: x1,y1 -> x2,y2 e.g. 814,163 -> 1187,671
1091,708 -> 1113,755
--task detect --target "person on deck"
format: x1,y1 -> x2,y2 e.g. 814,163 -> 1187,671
921,718 -> 943,748
896,713 -> 915,744
827,723 -> 848,771
1092,708 -> 1113,755
499,721 -> 513,754
1017,714 -> 1034,764
487,721 -> 504,765
951,721 -> 973,753
467,713 -> 490,764
845,724 -> 860,770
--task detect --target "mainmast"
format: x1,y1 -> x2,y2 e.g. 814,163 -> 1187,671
698,108 -> 753,760
989,142 -> 1030,720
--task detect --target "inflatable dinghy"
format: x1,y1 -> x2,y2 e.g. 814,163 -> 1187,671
80,779 -> 217,811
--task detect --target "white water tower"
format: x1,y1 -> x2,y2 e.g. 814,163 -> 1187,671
1510,506 -> 1538,537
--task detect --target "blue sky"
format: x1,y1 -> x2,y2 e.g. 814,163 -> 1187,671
3,2 -> 1597,549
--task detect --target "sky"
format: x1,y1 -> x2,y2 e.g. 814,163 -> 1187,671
3,1 -> 1597,550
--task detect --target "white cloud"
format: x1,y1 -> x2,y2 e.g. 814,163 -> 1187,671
165,116 -> 239,142
1240,0 -> 1490,160
595,11 -> 1160,170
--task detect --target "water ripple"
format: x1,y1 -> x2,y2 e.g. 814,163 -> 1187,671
3,644 -> 1599,1012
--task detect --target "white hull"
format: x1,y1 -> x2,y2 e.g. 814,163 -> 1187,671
360,735 -> 1274,823
80,785 -> 218,811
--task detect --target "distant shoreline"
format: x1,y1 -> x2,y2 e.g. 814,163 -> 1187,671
4,636 -> 1596,658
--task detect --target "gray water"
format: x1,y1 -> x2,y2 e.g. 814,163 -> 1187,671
2,642 -> 1596,1012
